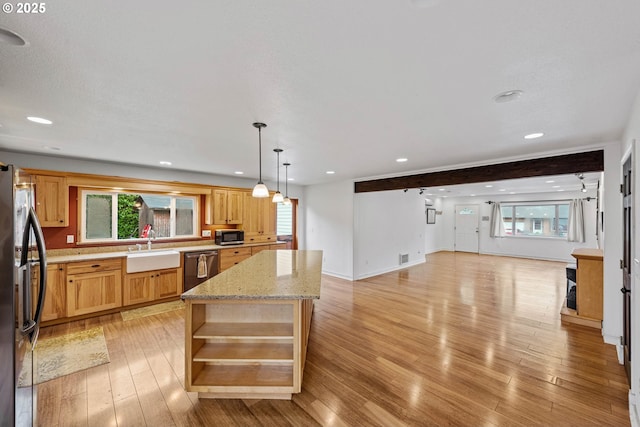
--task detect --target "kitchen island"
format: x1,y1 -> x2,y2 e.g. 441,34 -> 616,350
181,250 -> 322,400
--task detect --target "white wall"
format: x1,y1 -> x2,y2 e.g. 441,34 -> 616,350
353,189 -> 427,280
601,142 -> 624,348
436,191 -> 598,262
0,150 -> 303,199
424,197 -> 448,255
302,180 -> 354,280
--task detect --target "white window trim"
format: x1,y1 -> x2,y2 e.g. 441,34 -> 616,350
79,189 -> 199,243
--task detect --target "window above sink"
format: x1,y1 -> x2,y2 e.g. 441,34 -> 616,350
79,189 -> 198,243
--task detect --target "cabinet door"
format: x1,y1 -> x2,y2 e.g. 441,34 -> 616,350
212,189 -> 229,225
32,263 -> 67,321
35,175 -> 69,227
154,268 -> 182,299
262,199 -> 277,240
242,192 -> 261,238
227,191 -> 245,224
123,271 -> 154,306
67,270 -> 122,316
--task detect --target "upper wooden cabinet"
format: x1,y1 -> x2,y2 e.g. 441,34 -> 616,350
206,189 -> 244,225
242,193 -> 277,243
34,175 -> 69,227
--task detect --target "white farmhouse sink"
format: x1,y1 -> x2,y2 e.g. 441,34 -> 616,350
126,250 -> 181,273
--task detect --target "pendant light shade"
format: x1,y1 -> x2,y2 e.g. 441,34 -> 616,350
252,122 -> 269,198
283,162 -> 292,206
272,148 -> 284,203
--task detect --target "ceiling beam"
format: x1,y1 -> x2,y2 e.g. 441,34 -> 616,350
354,150 -> 604,193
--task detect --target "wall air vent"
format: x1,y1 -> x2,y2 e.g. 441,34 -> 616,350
399,253 -> 409,265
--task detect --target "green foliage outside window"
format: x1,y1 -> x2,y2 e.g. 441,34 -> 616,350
117,194 -> 140,239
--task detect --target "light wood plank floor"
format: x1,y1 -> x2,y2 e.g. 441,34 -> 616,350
37,252 -> 629,426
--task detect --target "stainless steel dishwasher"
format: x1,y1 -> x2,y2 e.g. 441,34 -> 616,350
183,250 -> 218,291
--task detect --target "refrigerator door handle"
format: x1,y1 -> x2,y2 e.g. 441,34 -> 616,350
19,207 -> 47,347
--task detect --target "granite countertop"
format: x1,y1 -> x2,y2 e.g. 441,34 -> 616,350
182,250 -> 322,300
47,241 -> 286,264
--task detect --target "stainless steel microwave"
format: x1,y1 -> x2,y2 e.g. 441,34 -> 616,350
215,229 -> 244,245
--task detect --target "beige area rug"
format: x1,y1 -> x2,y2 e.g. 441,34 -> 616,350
121,299 -> 185,321
19,326 -> 110,386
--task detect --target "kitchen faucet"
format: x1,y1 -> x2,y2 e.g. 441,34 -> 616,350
147,228 -> 156,250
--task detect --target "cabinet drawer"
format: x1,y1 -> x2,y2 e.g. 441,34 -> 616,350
66,258 -> 123,275
219,248 -> 252,271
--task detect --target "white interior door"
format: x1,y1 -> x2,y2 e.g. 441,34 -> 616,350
455,204 -> 479,253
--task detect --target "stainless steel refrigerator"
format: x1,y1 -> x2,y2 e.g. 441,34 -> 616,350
0,164 -> 47,427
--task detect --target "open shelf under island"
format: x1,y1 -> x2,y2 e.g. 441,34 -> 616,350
181,250 -> 322,400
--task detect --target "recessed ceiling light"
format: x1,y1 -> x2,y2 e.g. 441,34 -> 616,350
438,188 -> 446,192
396,158 -> 408,163
43,145 -> 61,151
552,185 -> 561,188
545,180 -> 555,183
234,171 -> 244,175
159,161 -> 172,166
485,185 -> 493,188
326,171 -> 335,175
0,27 -> 27,46
557,189 -> 564,192
499,189 -> 506,192
288,178 -> 294,181
509,192 -> 516,195
524,132 -> 544,140
470,194 -> 476,197
493,90 -> 523,103
27,116 -> 52,125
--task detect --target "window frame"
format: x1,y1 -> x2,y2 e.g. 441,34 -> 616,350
79,188 -> 199,243
500,202 -> 569,239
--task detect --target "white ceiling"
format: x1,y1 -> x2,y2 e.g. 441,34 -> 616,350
0,1 -> 639,190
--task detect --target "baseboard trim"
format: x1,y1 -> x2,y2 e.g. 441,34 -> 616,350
630,390 -> 639,427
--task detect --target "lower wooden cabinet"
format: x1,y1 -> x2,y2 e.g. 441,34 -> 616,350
66,259 -> 123,317
32,263 -> 67,321
123,267 -> 183,306
219,247 -> 252,272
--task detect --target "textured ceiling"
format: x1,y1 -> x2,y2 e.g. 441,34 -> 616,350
0,1 -> 639,189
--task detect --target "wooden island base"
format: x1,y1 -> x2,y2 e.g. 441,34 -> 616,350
185,298 -> 314,400
182,250 -> 322,400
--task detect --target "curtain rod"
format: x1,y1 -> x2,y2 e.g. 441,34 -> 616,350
486,197 -> 594,204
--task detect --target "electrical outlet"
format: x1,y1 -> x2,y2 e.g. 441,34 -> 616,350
66,235 -> 74,244
202,230 -> 212,237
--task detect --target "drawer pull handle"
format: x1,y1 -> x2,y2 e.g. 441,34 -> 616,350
91,264 -> 100,268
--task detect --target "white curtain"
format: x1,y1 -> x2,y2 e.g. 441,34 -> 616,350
489,202 -> 505,238
567,199 -> 585,243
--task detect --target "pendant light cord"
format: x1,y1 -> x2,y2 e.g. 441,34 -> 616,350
258,126 -> 263,184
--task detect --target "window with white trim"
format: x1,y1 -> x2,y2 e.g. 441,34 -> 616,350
500,203 -> 569,238
80,190 -> 198,242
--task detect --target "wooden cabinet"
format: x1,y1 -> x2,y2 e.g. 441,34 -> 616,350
242,193 -> 277,243
561,248 -> 603,329
32,263 -> 66,322
123,267 -> 183,306
573,249 -> 603,320
34,175 -> 68,227
66,258 -> 122,316
185,298 -> 314,399
219,247 -> 252,272
206,189 -> 244,225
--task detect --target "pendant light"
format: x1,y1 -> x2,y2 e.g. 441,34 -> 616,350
272,148 -> 284,203
282,162 -> 292,206
252,122 -> 269,198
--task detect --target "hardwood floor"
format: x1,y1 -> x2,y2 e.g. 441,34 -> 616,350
37,252 -> 629,426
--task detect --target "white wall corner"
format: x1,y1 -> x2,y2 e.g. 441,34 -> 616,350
630,390 -> 639,427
